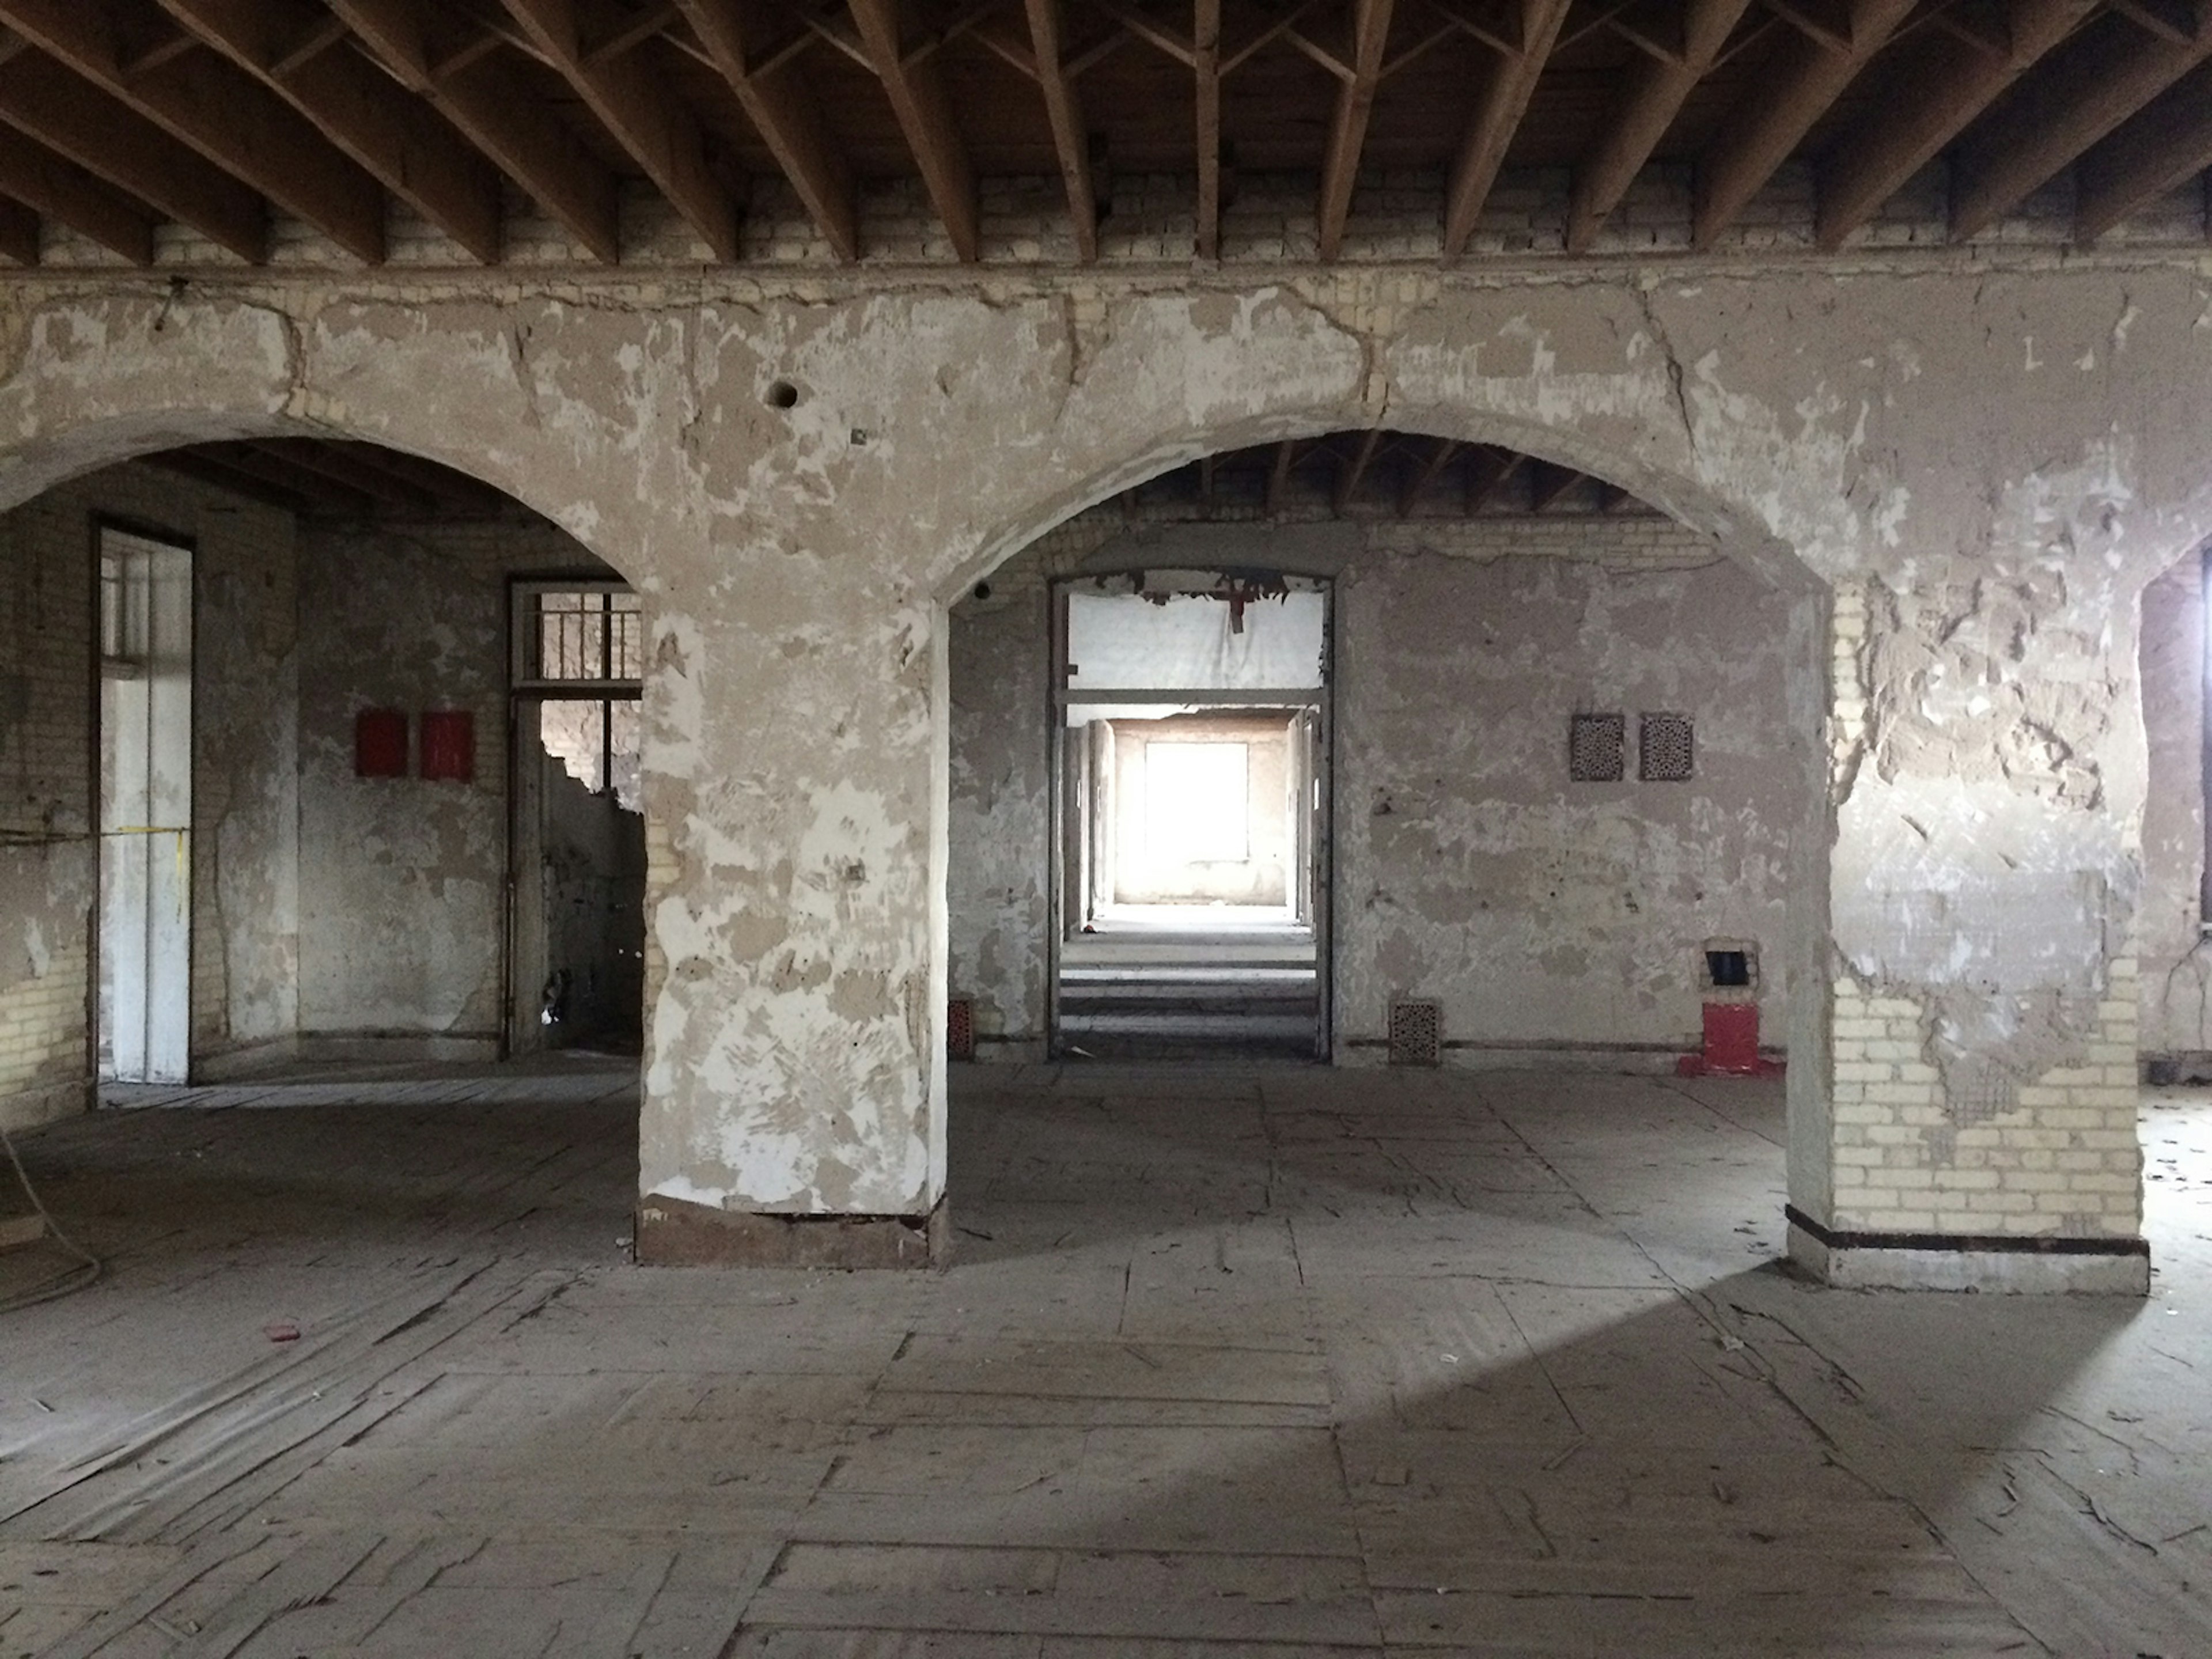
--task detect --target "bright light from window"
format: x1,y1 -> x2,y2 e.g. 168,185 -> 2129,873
1146,742 -> 1249,864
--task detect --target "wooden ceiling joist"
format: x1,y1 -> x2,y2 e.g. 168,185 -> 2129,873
1195,0 -> 1222,259
1021,0 -> 1100,261
328,0 -> 623,262
0,193 -> 33,264
1266,439 -> 1298,512
1316,0 -> 1394,260
1442,0 -> 1574,258
1527,458 -> 1582,511
0,0 -> 387,262
1692,0 -> 1919,248
1949,10 -> 2212,241
156,0 -> 506,264
1399,437 -> 1460,515
1567,0 -> 1753,252
498,0 -> 742,263
247,438 -> 442,510
0,124 -> 157,264
680,0 -> 860,260
1334,427 -> 1385,512
2073,59 -> 2212,243
1812,0 -> 2093,249
1464,445 -> 1521,512
849,0 -> 980,260
0,50 -> 267,262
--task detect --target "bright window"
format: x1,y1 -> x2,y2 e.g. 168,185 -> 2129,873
1146,742 -> 1249,863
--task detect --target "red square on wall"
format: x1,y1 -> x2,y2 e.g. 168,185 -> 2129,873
419,710 -> 475,782
354,709 -> 407,778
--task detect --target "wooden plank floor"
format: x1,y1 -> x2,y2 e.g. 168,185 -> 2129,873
2,1060 -> 2207,1656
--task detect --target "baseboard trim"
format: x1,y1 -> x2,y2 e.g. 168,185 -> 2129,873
1786,1207 -> 2149,1294
637,1193 -> 947,1268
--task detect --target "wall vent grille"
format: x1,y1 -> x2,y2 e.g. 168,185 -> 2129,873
1640,713 -> 1695,781
1569,713 -> 1626,781
946,997 -> 976,1062
1388,998 -> 1442,1066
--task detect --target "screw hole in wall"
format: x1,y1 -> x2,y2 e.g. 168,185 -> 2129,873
972,581 -> 993,602
765,380 -> 800,410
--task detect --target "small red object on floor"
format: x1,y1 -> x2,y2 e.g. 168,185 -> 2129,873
263,1320 -> 301,1343
1678,1001 -> 1783,1077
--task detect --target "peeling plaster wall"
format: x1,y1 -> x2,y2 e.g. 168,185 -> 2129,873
296,514 -> 616,1053
2138,558 -> 2209,1055
0,462 -> 297,1121
948,513 -> 1794,1058
0,263 -> 2203,1249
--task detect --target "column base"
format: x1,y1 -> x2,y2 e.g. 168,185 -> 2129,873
637,1193 -> 948,1268
1786,1207 -> 2149,1294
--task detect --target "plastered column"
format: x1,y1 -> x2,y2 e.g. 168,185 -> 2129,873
1795,553 -> 2153,1292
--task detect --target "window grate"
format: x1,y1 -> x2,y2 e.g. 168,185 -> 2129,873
1569,713 -> 1625,782
1639,713 -> 1694,781
527,588 -> 643,684
1388,998 -> 1441,1066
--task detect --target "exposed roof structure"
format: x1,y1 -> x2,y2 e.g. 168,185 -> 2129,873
0,0 -> 2200,270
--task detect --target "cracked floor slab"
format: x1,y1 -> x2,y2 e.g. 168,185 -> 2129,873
0,1059 -> 2205,1656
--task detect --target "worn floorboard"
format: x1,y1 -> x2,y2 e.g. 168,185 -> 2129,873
2,1059 -> 2207,1655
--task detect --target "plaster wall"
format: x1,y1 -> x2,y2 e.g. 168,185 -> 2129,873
294,515 -> 619,1054
948,514 -> 1794,1058
2138,559 -> 2209,1058
0,463 -> 297,1123
0,260 -> 2192,1278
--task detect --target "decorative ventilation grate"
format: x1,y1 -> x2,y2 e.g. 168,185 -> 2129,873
1569,713 -> 1626,781
1388,998 -> 1442,1066
1639,713 -> 1695,781
946,997 -> 976,1063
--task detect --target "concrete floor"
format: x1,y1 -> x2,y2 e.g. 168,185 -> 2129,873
1,1061 -> 2208,1657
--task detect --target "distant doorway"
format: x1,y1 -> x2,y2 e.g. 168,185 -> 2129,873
1051,572 -> 1330,1059
509,583 -> 646,1054
97,525 -> 194,1084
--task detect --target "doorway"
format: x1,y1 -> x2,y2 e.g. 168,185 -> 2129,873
97,524 -> 193,1085
1051,571 -> 1330,1059
509,583 -> 646,1054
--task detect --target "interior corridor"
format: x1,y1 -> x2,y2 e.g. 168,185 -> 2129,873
2,1063 -> 2206,1656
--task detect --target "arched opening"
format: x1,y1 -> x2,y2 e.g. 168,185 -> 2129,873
0,432 -> 650,1137
945,422 -> 1827,1263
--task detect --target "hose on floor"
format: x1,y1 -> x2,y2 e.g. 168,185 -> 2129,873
0,1123 -> 101,1312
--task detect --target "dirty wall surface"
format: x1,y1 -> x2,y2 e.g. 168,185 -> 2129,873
0,260 -> 2196,1275
949,514 -> 1796,1060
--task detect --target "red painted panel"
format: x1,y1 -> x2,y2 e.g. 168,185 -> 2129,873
354,708 -> 407,778
419,710 -> 475,783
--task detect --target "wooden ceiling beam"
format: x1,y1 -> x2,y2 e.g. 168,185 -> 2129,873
0,123 -> 157,263
1815,0 -> 2094,248
0,0 -> 387,262
847,0 -> 979,260
328,0 -> 622,262
680,0 -> 857,260
1266,440 -> 1298,512
1442,0 -> 1574,258
1021,0 -> 1099,260
1566,0 -> 1753,252
1317,0 -> 1395,260
247,439 -> 442,510
1691,0 -> 1917,248
497,0 -> 741,262
0,51 -> 266,260
322,441 -> 508,509
1528,459 -> 1581,511
154,0 -> 505,263
1195,0 -> 1221,259
1334,427 -> 1385,513
2074,59 -> 2212,242
1464,444 -> 1521,511
145,448 -> 322,511
1398,436 -> 1460,515
180,442 -> 382,512
1949,12 -> 2212,241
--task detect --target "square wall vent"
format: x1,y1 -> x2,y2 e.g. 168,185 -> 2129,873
1388,998 -> 1442,1066
946,997 -> 976,1062
1640,713 -> 1694,781
1569,713 -> 1626,782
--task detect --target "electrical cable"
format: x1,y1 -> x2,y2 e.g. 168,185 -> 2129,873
0,1122 -> 101,1313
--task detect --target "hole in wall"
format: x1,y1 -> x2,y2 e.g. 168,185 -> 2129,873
1706,949 -> 1751,988
765,380 -> 800,410
972,581 -> 993,602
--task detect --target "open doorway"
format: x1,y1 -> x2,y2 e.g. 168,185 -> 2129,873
1052,571 -> 1330,1059
97,524 -> 193,1085
509,583 -> 646,1055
